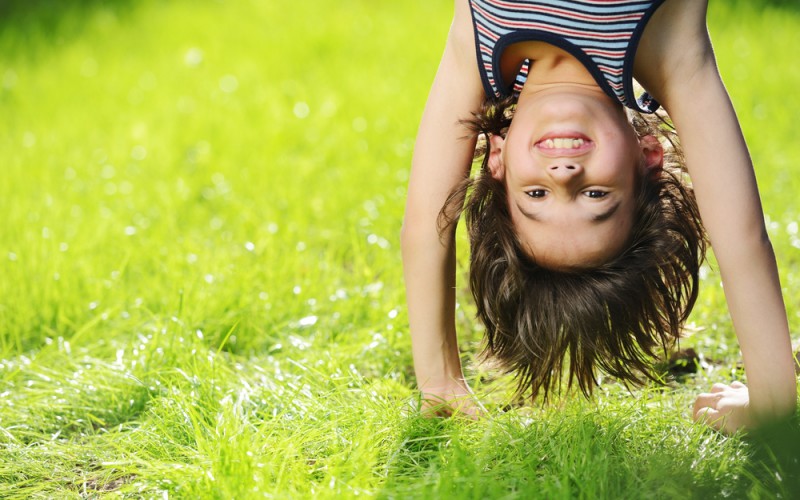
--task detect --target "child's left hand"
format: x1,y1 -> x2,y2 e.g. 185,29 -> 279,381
693,381 -> 750,433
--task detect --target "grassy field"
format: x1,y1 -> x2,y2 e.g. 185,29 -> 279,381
1,0 -> 799,497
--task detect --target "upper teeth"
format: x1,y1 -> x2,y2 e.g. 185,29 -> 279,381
542,138 -> 585,149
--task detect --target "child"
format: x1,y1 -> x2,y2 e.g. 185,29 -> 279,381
401,0 -> 796,433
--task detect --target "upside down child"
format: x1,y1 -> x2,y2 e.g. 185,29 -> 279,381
401,0 -> 796,432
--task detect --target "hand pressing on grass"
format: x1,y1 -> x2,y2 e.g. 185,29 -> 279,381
693,381 -> 751,434
419,380 -> 485,420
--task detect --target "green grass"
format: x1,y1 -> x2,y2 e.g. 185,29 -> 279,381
0,0 -> 799,497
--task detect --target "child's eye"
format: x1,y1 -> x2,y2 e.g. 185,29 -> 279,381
525,189 -> 547,198
583,190 -> 608,199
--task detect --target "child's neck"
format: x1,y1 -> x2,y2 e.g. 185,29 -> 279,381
501,41 -> 600,94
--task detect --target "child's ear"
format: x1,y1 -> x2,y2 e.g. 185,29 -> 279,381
488,134 -> 505,180
639,135 -> 663,177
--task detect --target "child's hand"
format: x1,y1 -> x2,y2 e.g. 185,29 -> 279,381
693,381 -> 750,433
419,381 -> 485,420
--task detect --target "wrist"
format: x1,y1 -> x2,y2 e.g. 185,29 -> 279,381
747,379 -> 797,427
416,372 -> 467,390
411,333 -> 464,388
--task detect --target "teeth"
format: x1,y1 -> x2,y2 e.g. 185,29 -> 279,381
541,138 -> 585,149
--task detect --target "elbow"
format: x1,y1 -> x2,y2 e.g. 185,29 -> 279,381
400,215 -> 436,251
712,224 -> 778,273
400,216 -> 417,249
400,212 -> 455,257
400,216 -> 423,256
750,225 -> 775,255
709,216 -> 776,258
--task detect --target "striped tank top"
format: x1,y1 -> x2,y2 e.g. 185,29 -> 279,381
469,0 -> 665,113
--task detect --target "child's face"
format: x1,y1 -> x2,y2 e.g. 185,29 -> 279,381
488,86 -> 662,269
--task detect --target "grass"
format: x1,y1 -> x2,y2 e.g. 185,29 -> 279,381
0,0 -> 799,497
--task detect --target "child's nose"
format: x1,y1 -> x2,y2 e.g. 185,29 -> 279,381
547,163 -> 583,182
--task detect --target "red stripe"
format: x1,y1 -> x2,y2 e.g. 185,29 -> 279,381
598,65 -> 623,76
476,23 -> 500,42
486,0 -> 643,23
584,48 -> 626,58
476,5 -> 631,40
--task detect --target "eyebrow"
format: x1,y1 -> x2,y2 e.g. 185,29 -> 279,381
517,201 -> 622,223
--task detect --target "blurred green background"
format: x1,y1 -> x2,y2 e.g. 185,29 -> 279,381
0,0 -> 798,497
1,0 -> 798,357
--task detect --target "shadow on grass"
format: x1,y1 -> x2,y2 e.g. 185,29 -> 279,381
381,406 -> 800,498
380,411 -> 745,499
743,415 -> 800,498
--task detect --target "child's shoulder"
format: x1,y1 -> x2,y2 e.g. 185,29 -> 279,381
444,0 -> 479,64
452,0 -> 474,38
645,0 -> 709,37
634,0 -> 713,105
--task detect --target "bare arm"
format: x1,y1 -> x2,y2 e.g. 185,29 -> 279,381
672,64 -> 795,429
401,1 -> 484,414
637,0 -> 796,430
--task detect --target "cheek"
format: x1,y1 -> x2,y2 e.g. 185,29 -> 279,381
599,120 -> 640,152
505,121 -> 538,155
597,138 -> 641,177
506,134 -> 532,161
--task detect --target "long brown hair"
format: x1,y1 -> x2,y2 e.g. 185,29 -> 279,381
439,97 -> 707,401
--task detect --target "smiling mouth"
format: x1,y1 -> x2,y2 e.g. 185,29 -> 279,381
540,138 -> 585,149
535,134 -> 594,157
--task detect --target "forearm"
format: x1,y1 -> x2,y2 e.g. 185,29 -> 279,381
664,64 -> 796,420
401,224 -> 464,387
402,96 -> 475,388
401,9 -> 484,391
716,236 -> 796,420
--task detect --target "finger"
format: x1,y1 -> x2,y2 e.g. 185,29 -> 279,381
693,405 -> 714,422
730,381 -> 746,389
694,406 -> 724,430
710,383 -> 729,393
453,403 -> 479,420
693,394 -> 709,415
421,392 -> 480,419
693,392 -> 720,414
420,397 -> 452,418
451,395 -> 484,420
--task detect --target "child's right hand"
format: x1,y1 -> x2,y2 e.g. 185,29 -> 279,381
419,381 -> 485,419
693,381 -> 751,434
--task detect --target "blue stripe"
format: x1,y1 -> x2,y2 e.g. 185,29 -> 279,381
478,5 -> 642,26
484,0 -> 653,16
469,0 -> 662,112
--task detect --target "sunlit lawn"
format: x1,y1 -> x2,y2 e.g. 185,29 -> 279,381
1,0 -> 799,497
